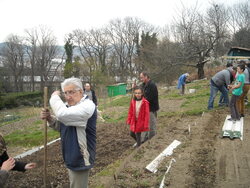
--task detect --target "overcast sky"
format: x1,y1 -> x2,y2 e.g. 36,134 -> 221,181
0,0 -> 243,45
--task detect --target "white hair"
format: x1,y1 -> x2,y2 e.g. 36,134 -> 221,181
61,77 -> 83,92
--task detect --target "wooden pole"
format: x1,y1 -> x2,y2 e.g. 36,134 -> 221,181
43,87 -> 48,188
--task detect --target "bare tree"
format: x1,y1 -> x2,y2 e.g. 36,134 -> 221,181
206,3 -> 229,57
172,3 -> 229,79
25,28 -> 39,91
106,17 -> 148,81
227,1 -> 250,48
88,28 -> 111,73
106,18 -> 129,81
31,26 -> 59,90
228,1 -> 250,34
72,29 -> 98,82
2,35 -> 25,92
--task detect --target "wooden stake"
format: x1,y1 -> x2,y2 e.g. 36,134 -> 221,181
43,87 -> 48,188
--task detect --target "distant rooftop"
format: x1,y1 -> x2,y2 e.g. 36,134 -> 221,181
222,47 -> 250,60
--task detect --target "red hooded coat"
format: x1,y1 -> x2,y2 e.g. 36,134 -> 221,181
126,97 -> 150,133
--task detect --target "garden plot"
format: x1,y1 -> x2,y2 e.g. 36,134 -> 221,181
2,83 -> 250,187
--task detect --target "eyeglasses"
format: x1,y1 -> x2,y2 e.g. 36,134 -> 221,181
63,89 -> 80,96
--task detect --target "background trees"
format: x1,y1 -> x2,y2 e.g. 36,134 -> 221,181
1,27 -> 61,92
63,36 -> 74,78
2,35 -> 25,92
171,3 -> 231,79
0,1 -> 249,92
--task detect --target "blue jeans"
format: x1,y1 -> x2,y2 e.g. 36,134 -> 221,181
219,87 -> 229,106
208,80 -> 229,109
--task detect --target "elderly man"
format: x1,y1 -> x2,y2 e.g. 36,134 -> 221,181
41,78 -> 97,188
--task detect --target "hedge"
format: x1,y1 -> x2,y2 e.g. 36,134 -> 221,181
0,91 -> 42,109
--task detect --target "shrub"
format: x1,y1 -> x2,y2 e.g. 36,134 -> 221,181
0,91 -> 42,109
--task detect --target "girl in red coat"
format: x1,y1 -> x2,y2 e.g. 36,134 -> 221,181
127,86 -> 150,147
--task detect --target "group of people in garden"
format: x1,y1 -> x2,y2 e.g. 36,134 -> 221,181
0,71 -> 159,188
1,59 -> 249,187
177,60 -> 249,122
207,60 -> 249,122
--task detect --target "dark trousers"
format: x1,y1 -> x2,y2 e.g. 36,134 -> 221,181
229,94 -> 240,120
180,85 -> 185,95
130,131 -> 141,147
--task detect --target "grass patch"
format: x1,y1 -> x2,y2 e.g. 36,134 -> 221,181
182,109 -> 206,116
0,117 -> 22,127
0,107 -> 42,127
4,128 -> 59,147
158,111 -> 179,118
102,107 -> 128,123
33,120 -> 43,125
161,79 -> 215,114
99,95 -> 130,109
0,107 -> 41,117
159,108 -> 205,117
93,185 -> 105,188
135,180 -> 151,187
97,159 -> 122,176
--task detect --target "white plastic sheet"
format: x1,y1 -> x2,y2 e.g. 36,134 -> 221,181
146,140 -> 181,173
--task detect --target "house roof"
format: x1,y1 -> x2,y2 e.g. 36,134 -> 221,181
222,46 -> 250,60
229,46 -> 250,52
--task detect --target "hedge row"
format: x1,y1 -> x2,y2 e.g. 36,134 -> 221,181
0,91 -> 43,109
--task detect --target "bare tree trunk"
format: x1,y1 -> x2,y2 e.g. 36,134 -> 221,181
197,63 -> 205,79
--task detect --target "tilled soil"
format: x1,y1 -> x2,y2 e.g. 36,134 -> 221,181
4,99 -> 250,188
5,122 -> 133,188
111,108 -> 250,188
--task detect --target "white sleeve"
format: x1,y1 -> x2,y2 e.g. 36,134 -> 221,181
49,95 -> 95,127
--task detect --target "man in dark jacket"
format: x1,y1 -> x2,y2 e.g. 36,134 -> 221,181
41,78 -> 97,188
140,72 -> 159,142
84,83 -> 98,106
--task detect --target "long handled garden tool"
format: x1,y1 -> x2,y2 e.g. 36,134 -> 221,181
43,87 -> 48,187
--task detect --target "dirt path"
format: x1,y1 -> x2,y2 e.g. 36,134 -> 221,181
111,111 -> 207,187
215,114 -> 250,187
109,108 -> 250,188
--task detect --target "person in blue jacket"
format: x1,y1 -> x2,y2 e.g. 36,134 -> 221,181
177,73 -> 189,95
41,77 -> 97,188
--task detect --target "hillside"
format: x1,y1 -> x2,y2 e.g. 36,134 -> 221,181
2,79 -> 250,187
